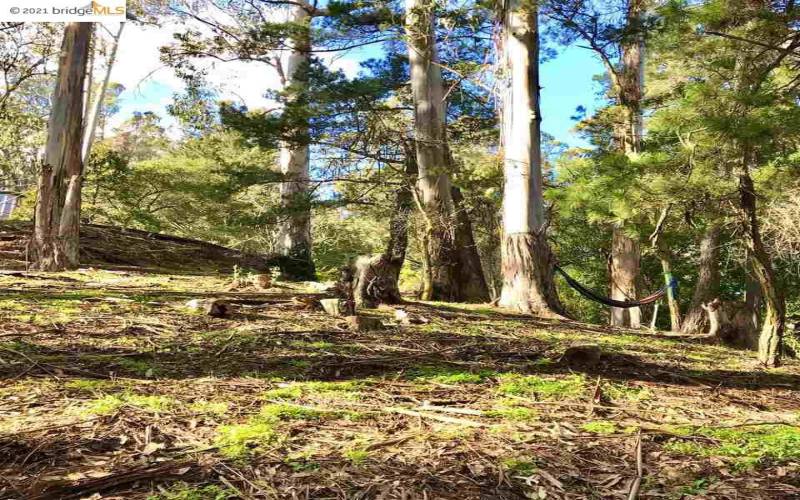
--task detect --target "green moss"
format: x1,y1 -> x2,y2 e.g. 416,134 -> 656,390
189,400 -> 229,416
64,379 -> 119,392
215,421 -> 278,458
147,482 -> 232,500
665,424 -> 800,470
603,383 -> 652,402
344,448 -> 370,465
485,407 -> 538,422
407,365 -> 496,384
501,457 -> 538,476
582,421 -> 617,434
263,381 -> 366,401
260,403 -> 329,422
82,393 -> 175,415
497,374 -> 586,399
263,386 -> 303,400
117,358 -> 159,378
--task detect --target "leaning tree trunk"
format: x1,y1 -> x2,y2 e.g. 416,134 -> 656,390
496,0 -> 564,316
682,224 -> 721,333
405,0 -> 488,303
276,4 -> 315,281
739,160 -> 784,367
650,209 -> 681,332
352,143 -> 418,308
30,23 -> 91,271
609,0 -> 646,328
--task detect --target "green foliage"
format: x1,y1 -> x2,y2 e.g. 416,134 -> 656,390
82,393 -> 175,415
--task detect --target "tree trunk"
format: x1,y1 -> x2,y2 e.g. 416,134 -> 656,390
29,23 -> 91,271
352,143 -> 418,308
496,0 -> 564,316
739,161 -> 784,367
82,22 -> 124,163
682,224 -> 721,333
405,0 -> 488,303
451,186 -> 490,302
609,0 -> 646,328
276,4 -> 315,281
609,227 -> 641,327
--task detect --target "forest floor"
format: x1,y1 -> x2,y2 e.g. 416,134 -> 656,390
1,264 -> 800,498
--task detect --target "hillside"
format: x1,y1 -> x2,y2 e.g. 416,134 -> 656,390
0,222 -> 272,273
0,265 -> 798,499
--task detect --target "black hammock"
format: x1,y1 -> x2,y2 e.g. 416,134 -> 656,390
554,266 -> 676,309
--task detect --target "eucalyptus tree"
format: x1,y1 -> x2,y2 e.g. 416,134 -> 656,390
404,0 -> 489,301
29,23 -> 92,270
494,0 -> 564,315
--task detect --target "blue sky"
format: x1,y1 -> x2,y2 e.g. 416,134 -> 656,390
108,20 -> 606,147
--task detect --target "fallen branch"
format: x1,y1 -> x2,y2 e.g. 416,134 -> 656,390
384,406 -> 489,427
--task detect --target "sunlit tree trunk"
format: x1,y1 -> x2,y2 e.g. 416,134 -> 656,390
739,155 -> 784,367
682,224 -> 721,333
405,0 -> 488,302
609,229 -> 641,327
30,23 -> 91,271
609,0 -> 646,328
276,4 -> 315,280
496,0 -> 563,316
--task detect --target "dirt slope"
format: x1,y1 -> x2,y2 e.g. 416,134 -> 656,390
0,221 -> 272,273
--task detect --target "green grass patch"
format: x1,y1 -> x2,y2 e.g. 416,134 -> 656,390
665,424 -> 800,470
497,374 -> 586,399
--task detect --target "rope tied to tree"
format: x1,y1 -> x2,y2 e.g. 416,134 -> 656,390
554,266 -> 678,309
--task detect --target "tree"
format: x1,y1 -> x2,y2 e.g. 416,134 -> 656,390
496,0 -> 564,316
545,0 -> 652,327
404,0 -> 489,302
29,23 -> 91,271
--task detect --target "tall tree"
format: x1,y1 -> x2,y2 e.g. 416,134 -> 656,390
546,0 -> 649,327
29,23 -> 91,271
275,3 -> 316,280
404,0 -> 489,302
496,0 -> 564,315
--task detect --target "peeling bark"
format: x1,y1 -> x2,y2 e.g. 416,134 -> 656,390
29,23 -> 91,271
496,0 -> 563,316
